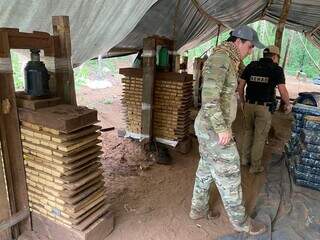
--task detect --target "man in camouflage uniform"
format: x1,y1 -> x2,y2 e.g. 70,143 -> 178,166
190,26 -> 266,235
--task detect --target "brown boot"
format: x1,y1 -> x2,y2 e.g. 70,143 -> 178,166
189,209 -> 220,220
234,218 -> 266,236
189,209 -> 207,220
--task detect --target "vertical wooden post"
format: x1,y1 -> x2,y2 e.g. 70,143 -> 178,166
275,0 -> 291,52
52,16 -> 77,105
282,31 -> 293,69
0,147 -> 11,240
173,54 -> 180,72
141,37 -> 156,142
193,58 -> 202,108
0,31 -> 30,238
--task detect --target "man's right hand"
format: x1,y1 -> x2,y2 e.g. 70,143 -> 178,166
218,131 -> 233,145
284,103 -> 292,114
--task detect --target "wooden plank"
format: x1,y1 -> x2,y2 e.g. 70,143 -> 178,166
18,104 -> 98,133
21,123 -> 101,143
73,204 -> 110,231
64,169 -> 104,191
0,145 -> 11,239
0,209 -> 30,232
120,68 -> 193,82
61,182 -> 104,205
31,211 -> 113,240
0,31 -> 30,236
4,29 -> 52,51
24,145 -> 102,164
61,162 -> 101,183
52,16 -> 76,105
16,97 -> 61,110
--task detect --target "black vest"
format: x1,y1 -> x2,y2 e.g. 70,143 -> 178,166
242,58 -> 285,102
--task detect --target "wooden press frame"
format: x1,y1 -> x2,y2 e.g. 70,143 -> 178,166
141,36 -> 180,143
0,16 -> 76,239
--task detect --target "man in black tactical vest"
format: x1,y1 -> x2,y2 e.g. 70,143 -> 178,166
237,45 -> 291,174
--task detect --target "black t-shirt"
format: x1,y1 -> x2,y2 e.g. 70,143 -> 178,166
241,58 -> 285,102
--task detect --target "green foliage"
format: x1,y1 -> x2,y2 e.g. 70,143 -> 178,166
187,20 -> 320,79
101,98 -> 113,105
11,51 -> 24,90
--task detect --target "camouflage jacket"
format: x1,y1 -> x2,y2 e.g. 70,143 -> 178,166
198,42 -> 241,133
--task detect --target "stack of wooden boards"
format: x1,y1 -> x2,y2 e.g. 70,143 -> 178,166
18,104 -> 109,231
120,68 -> 193,141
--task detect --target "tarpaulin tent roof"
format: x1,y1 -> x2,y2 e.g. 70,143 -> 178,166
1,0 -> 319,65
112,0 -> 320,55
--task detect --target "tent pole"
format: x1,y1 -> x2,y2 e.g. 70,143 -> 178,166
215,24 -> 221,47
282,31 -> 293,69
275,0 -> 292,52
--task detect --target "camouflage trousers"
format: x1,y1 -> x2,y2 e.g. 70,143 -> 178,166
191,126 -> 248,229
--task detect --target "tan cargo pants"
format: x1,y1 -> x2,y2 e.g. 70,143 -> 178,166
241,103 -> 272,172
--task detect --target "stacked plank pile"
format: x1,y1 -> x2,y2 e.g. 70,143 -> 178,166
122,76 -> 142,134
285,103 -> 320,191
122,71 -> 193,141
20,121 -> 108,230
152,77 -> 193,140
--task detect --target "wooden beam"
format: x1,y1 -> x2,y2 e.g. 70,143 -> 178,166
141,37 -> 156,141
52,16 -> 77,105
282,31 -> 293,69
0,146 -> 11,240
0,209 -> 30,232
0,31 -> 31,238
275,0 -> 292,52
193,58 -> 205,108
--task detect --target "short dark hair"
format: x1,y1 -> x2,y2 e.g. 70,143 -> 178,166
226,35 -> 247,43
263,53 -> 275,59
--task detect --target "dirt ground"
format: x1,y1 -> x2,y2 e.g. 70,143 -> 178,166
73,73 -> 315,240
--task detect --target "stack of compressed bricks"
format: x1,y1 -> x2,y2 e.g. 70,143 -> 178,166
122,76 -> 192,141
20,121 -> 108,231
285,103 -> 320,191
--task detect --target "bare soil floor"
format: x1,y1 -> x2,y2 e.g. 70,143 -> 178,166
72,74 -> 311,239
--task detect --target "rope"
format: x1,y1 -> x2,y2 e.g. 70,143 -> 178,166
310,24 -> 320,35
260,0 -> 273,19
190,0 -> 225,27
